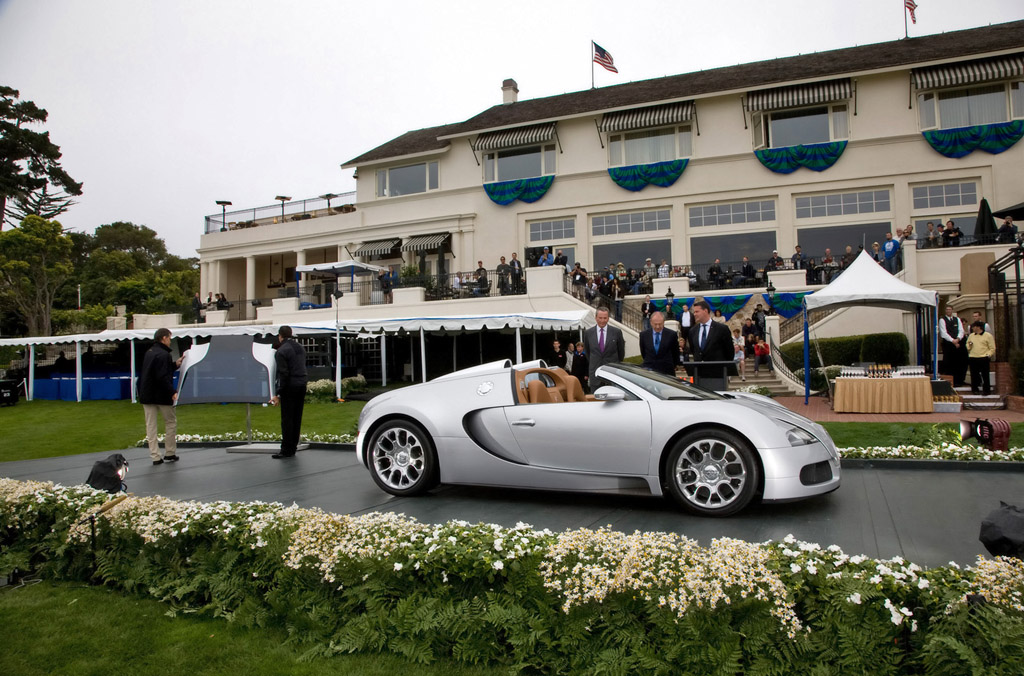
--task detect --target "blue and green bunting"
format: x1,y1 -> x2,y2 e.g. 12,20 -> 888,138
652,296 -> 696,318
922,120 -> 1024,159
762,292 -> 812,319
483,176 -> 555,205
754,141 -> 848,174
705,295 -> 754,321
607,159 -> 688,191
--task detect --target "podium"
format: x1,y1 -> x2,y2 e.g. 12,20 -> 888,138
681,360 -> 738,392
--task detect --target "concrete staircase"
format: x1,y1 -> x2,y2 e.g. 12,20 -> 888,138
958,386 -> 1005,411
726,368 -> 791,396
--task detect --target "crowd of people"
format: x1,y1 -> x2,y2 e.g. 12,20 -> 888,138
192,291 -> 234,322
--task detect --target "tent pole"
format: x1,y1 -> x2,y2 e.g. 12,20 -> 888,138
246,403 -> 252,443
380,333 -> 387,387
75,341 -> 83,403
453,333 -> 457,371
420,328 -> 426,383
130,340 -> 137,403
932,295 -> 939,378
28,344 -> 35,401
515,327 -> 522,364
335,325 -> 342,401
479,331 -> 483,364
532,332 -> 536,360
803,304 -> 810,405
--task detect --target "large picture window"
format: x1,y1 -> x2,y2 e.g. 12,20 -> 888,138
796,222 -> 892,259
912,182 -> 977,210
484,145 -> 555,182
529,218 -> 575,243
689,200 -> 775,227
592,209 -> 670,237
608,125 -> 692,166
689,231 -> 777,266
376,161 -> 439,198
752,104 -> 848,150
795,190 -> 890,219
918,81 -> 1023,130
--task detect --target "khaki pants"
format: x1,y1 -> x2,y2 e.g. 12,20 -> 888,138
143,404 -> 177,461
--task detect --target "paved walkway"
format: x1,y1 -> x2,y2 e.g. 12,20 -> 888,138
775,396 -> 1024,423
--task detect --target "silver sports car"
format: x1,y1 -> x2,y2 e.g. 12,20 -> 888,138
356,360 -> 840,517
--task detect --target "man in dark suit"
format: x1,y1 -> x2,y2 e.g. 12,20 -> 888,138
688,300 -> 733,362
639,312 -> 678,376
582,306 -> 625,389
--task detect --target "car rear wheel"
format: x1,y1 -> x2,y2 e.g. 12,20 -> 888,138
665,430 -> 760,517
368,420 -> 438,496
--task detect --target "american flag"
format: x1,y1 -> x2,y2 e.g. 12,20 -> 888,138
593,42 -> 618,74
905,0 -> 918,24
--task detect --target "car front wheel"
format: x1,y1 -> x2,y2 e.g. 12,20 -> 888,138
367,420 -> 438,496
665,430 -> 760,517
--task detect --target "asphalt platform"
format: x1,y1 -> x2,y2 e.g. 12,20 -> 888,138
3,443 -> 1022,569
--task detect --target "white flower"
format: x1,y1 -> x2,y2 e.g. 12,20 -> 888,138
493,539 -> 503,552
492,560 -> 504,571
393,562 -> 403,571
807,564 -> 817,575
847,592 -> 862,605
870,575 -> 883,584
790,563 -> 801,573
918,578 -> 930,589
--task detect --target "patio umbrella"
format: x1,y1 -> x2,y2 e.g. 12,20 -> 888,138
993,200 -> 1024,221
974,197 -> 996,245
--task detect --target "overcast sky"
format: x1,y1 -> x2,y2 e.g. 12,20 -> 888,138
0,0 -> 1020,257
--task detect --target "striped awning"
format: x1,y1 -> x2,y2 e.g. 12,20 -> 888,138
746,78 -> 852,112
912,54 -> 1024,89
352,238 -> 400,257
473,123 -> 555,151
401,232 -> 450,252
599,101 -> 694,133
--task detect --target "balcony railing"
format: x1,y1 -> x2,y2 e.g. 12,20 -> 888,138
204,191 -> 356,234
402,270 -> 528,301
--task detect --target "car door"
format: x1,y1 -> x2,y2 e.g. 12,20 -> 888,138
503,396 -> 652,475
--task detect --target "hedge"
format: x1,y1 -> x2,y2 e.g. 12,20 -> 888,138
781,333 -> 909,370
3,478 -> 1024,675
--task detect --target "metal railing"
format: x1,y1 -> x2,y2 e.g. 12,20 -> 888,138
204,191 -> 356,234
407,269 -> 528,301
778,307 -> 840,343
770,340 -> 805,390
565,275 -> 645,333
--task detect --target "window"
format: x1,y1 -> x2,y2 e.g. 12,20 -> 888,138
529,218 -> 575,243
592,239 -> 671,272
592,210 -> 670,237
918,81 -> 1024,130
912,182 -> 977,210
484,145 -> 555,182
795,190 -> 890,219
608,125 -> 692,166
689,231 -> 777,266
689,200 -> 775,227
752,104 -> 848,149
796,222 -> 892,258
375,161 -> 439,197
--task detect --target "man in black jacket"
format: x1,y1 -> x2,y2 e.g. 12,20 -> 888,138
639,312 -> 678,376
688,300 -> 733,362
139,327 -> 182,465
270,325 -> 308,459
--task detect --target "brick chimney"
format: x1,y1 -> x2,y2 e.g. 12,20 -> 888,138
502,78 -> 519,104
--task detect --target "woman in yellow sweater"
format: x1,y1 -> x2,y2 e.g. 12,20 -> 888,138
966,321 -> 996,396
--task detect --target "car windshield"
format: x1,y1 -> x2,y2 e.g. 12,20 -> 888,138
602,363 -> 728,401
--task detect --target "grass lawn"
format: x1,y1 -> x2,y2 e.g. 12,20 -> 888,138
0,399 -> 364,463
0,580 -> 492,676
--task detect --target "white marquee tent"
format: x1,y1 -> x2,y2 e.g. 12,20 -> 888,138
800,251 -> 938,402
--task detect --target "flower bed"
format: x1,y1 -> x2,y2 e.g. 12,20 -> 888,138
2,478 -> 1022,674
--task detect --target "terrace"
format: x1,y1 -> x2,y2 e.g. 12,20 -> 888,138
203,191 -> 356,234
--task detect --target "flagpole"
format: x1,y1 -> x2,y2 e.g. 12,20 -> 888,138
591,40 -> 595,89
904,3 -> 908,39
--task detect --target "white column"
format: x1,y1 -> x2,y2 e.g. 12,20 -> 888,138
75,341 -> 83,402
335,327 -> 342,400
419,328 -> 426,382
294,250 -> 306,295
380,333 -> 387,387
245,256 -> 257,319
200,261 -> 210,296
515,328 -> 522,364
28,344 -> 35,400
130,340 -> 137,403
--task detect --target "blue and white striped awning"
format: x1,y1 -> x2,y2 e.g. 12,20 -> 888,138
401,232 -> 450,252
473,123 -> 556,151
746,78 -> 851,112
912,53 -> 1024,89
598,101 -> 694,133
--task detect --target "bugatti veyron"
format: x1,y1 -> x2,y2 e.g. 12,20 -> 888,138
356,360 -> 840,517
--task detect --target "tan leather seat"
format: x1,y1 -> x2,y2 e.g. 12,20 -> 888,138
548,368 -> 586,402
526,379 -> 553,404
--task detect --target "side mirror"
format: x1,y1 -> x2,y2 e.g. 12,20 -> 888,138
594,386 -> 625,401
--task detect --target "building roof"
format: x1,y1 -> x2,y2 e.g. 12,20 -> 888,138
344,20 -> 1024,166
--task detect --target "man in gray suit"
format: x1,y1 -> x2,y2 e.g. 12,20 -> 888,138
582,306 -> 625,389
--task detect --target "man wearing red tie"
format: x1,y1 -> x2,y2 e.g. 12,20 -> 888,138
583,306 -> 625,389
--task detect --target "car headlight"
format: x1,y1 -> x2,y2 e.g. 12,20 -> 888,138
785,426 -> 817,446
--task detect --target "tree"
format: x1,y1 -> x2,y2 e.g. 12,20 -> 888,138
0,86 -> 83,230
0,215 -> 73,335
4,184 -> 77,228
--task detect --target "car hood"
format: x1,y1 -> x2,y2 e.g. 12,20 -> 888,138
727,394 -> 833,443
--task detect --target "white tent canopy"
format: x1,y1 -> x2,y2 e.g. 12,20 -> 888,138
804,250 -> 936,311
290,310 -> 594,335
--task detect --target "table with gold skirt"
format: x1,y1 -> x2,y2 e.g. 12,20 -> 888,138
833,377 -> 932,413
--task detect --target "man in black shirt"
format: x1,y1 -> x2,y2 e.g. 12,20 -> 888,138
139,328 -> 183,465
270,325 -> 308,459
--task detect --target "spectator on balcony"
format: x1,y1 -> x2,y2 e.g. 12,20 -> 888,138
379,267 -> 394,303
791,245 -> 807,270
942,220 -> 962,247
765,250 -> 784,272
538,246 -> 554,266
806,258 -> 820,285
216,293 -> 232,310
554,249 -> 568,272
452,272 -> 462,295
509,253 -> 524,293
585,277 -> 599,302
820,249 -> 837,283
733,256 -> 756,287
644,257 -> 657,281
683,266 -> 697,286
496,256 -> 511,295
997,216 -> 1017,244
924,221 -> 939,249
658,259 -> 670,278
870,241 -> 882,263
192,292 -> 203,323
475,260 -> 488,285
882,232 -> 900,274
473,270 -> 489,297
707,258 -> 723,288
841,245 -> 857,269
570,262 -> 587,298
205,292 -> 214,307
899,224 -> 914,247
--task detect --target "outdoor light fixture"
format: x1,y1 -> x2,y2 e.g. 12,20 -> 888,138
766,280 -> 777,316
665,287 -> 675,319
85,453 -> 130,494
332,289 -> 344,300
960,418 -> 1012,452
215,200 -> 232,230
275,195 -> 292,220
250,299 -> 262,307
